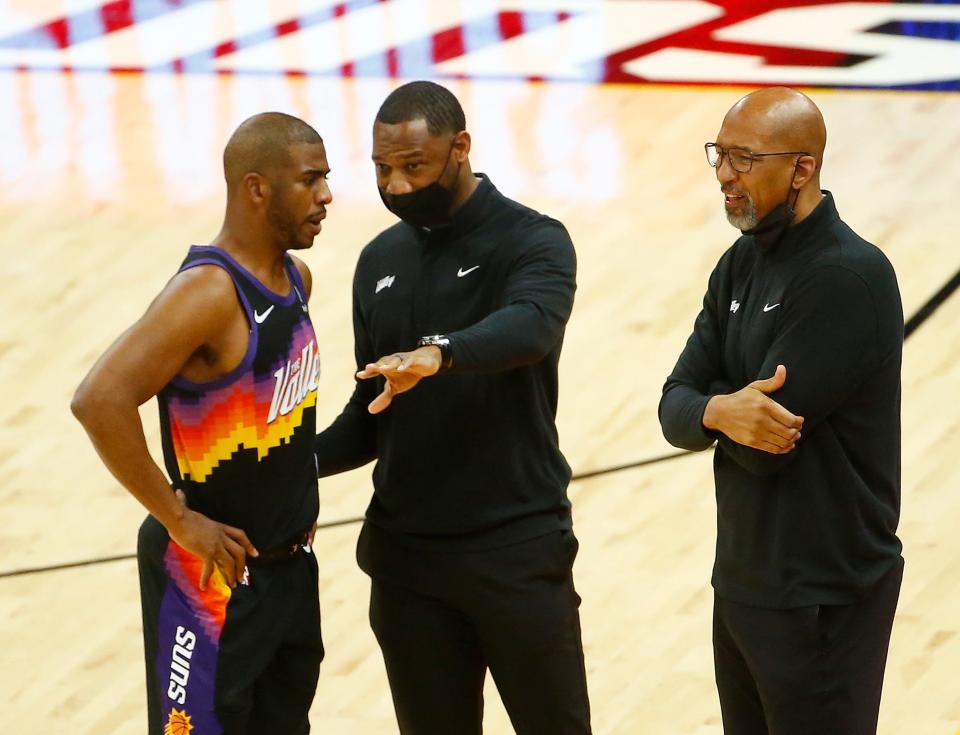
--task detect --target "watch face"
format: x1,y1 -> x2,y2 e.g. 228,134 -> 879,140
418,335 -> 451,368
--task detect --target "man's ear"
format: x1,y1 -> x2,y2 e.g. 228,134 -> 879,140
793,155 -> 817,190
452,130 -> 471,162
243,172 -> 270,204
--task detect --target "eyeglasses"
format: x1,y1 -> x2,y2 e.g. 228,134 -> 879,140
705,143 -> 809,174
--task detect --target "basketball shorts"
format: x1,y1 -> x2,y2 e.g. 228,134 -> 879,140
137,514 -> 323,735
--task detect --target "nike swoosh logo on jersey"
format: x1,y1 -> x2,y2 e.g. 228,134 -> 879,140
254,305 -> 275,323
458,266 -> 480,278
763,303 -> 781,312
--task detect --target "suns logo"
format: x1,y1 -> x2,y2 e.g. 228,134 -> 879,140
167,626 -> 196,705
164,708 -> 194,735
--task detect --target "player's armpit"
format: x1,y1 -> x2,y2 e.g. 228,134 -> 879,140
76,265 -> 242,408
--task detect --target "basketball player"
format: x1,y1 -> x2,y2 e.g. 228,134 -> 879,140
314,81 -> 591,734
72,112 -> 331,734
659,88 -> 903,734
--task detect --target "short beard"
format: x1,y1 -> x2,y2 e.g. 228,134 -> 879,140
266,193 -> 301,248
725,196 -> 759,231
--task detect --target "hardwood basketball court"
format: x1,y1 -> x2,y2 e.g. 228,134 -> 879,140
1,2 -> 959,733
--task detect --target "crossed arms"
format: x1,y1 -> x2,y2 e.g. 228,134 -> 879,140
659,264 -> 879,476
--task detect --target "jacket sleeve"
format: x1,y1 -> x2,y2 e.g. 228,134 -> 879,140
314,261 -> 378,477
658,260 -> 728,452
717,265 -> 883,476
445,219 -> 576,374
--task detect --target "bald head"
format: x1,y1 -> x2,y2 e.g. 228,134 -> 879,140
713,88 -> 829,230
724,87 -> 826,170
223,112 -> 323,190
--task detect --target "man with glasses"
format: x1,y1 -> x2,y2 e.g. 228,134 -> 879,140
659,87 -> 904,734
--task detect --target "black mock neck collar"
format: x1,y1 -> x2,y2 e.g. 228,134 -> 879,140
755,190 -> 838,255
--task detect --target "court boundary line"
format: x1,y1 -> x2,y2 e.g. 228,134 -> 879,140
0,450 -> 698,579
2,264 -> 957,581
905,266 -> 960,338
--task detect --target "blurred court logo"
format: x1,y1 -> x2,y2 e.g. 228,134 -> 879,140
1,1 -> 958,89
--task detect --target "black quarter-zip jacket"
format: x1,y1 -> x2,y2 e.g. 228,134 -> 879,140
659,192 -> 903,608
315,174 -> 577,549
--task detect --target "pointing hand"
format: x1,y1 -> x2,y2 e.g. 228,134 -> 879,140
356,346 -> 443,414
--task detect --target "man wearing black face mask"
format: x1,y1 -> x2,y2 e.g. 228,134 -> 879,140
659,88 -> 904,734
314,81 -> 590,734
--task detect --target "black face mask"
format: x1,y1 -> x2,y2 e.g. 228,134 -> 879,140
743,160 -> 801,249
379,144 -> 461,228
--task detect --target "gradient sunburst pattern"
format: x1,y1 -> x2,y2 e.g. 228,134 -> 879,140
164,541 -> 232,643
157,539 -> 229,734
164,318 -> 319,483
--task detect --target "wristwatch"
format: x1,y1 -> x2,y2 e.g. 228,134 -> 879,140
417,334 -> 453,370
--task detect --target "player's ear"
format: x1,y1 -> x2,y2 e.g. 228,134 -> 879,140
243,172 -> 270,204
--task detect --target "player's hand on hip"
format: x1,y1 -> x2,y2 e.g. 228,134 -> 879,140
356,346 -> 442,414
703,364 -> 805,454
168,490 -> 259,590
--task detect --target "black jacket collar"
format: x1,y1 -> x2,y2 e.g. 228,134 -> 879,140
756,190 -> 839,257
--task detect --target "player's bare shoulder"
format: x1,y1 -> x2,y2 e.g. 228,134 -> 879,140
132,263 -> 244,357
150,263 -> 242,334
288,253 -> 313,298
